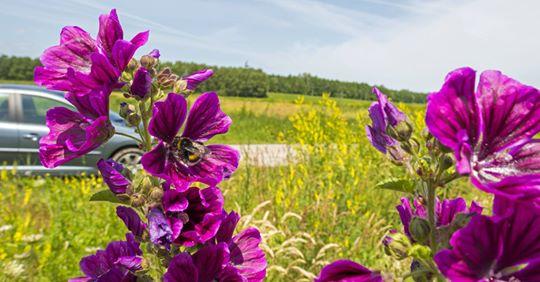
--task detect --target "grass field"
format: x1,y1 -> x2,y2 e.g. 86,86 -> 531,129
0,89 -> 489,281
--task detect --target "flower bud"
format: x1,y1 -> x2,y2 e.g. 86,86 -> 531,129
126,112 -> 141,127
140,55 -> 157,69
439,155 -> 454,171
116,194 -> 131,202
388,146 -> 406,165
174,79 -> 188,93
395,121 -> 413,141
409,217 -> 431,243
130,67 -> 152,99
126,58 -> 140,72
150,186 -> 164,201
383,230 -> 411,260
410,259 -> 432,282
119,102 -> 135,118
130,193 -> 146,207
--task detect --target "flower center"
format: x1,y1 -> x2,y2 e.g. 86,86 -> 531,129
170,137 -> 208,166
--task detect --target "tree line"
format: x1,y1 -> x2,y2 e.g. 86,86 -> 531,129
0,55 -> 425,102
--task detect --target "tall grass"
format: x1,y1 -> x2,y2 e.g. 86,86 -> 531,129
0,95 -> 489,281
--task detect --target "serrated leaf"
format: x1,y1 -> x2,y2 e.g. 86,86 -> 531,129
90,189 -> 121,203
375,178 -> 415,194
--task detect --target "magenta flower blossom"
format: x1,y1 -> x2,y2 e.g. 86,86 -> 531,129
183,69 -> 214,91
97,159 -> 130,194
366,87 -> 407,153
141,92 -> 239,187
434,197 -> 540,281
39,88 -> 114,168
397,197 -> 482,240
208,211 -> 267,281
130,67 -> 152,98
116,206 -> 146,238
162,186 -> 224,247
148,49 -> 160,59
164,243 -> 234,282
35,9 -> 148,94
315,260 -> 383,282
426,67 -> 540,203
70,233 -> 143,282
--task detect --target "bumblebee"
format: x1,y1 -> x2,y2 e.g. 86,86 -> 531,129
172,137 -> 209,166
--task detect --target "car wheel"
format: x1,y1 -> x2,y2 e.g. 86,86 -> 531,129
111,147 -> 143,168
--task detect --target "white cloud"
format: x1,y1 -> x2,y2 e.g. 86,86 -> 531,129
253,0 -> 540,92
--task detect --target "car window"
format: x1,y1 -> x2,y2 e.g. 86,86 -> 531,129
0,93 -> 10,122
21,95 -> 69,125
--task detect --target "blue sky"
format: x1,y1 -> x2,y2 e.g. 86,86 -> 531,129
1,0 -> 539,92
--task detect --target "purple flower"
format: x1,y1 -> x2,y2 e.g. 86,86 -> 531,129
183,69 -> 214,91
148,49 -> 160,59
426,67 -> 540,203
397,197 -> 482,240
210,211 -> 267,281
434,197 -> 540,281
116,206 -> 146,238
39,88 -> 114,168
164,243 -> 232,282
130,67 -> 152,98
162,186 -> 224,247
141,92 -> 239,187
147,208 -> 173,248
315,260 -> 383,282
97,159 -> 130,194
366,87 -> 407,153
70,233 -> 143,282
35,9 -> 149,94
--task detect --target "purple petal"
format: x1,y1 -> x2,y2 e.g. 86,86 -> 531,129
193,243 -> 230,282
65,87 -> 110,119
216,211 -> 240,243
141,142 -> 168,176
147,208 -> 173,247
437,198 -> 467,227
148,93 -> 187,143
130,30 -> 150,48
130,67 -> 152,98
230,227 -> 267,281
187,144 -> 240,186
79,250 -> 109,278
476,70 -> 540,155
396,198 -> 413,237
472,174 -> 540,205
148,49 -> 160,58
164,253 -> 199,282
425,67 -> 480,174
316,260 -> 383,282
39,108 -> 113,168
110,39 -> 143,72
218,266 -> 246,282
116,206 -> 146,238
373,87 -> 406,126
184,69 -> 214,91
97,159 -> 130,194
182,92 -> 231,142
97,9 -> 124,59
162,188 -> 189,213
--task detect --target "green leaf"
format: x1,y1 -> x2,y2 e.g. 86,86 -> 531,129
89,189 -> 121,204
375,178 -> 415,194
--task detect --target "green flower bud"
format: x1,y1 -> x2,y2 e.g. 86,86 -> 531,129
126,58 -> 140,72
395,121 -> 413,141
119,102 -> 135,119
409,217 -> 432,243
150,186 -> 164,201
130,193 -> 145,207
140,55 -> 157,69
439,155 -> 454,171
383,231 -> 411,260
410,259 -> 433,282
126,112 -> 141,127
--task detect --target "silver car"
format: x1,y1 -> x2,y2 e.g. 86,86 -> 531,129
0,84 -> 142,175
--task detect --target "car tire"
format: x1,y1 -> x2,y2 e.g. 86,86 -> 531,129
111,147 -> 143,168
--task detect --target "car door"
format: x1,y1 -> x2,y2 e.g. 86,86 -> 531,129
16,93 -> 100,169
0,91 -> 19,165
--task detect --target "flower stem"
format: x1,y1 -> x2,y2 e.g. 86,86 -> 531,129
427,181 -> 437,252
115,131 -> 143,143
139,100 -> 152,152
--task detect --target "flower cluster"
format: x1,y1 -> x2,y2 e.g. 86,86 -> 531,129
36,9 -> 266,281
317,69 -> 540,281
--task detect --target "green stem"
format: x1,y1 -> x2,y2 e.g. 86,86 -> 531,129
115,131 -> 143,143
427,181 -> 437,252
139,100 -> 152,152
